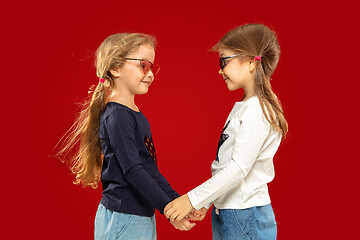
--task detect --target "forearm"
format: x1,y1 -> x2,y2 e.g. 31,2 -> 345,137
187,160 -> 245,209
155,172 -> 180,200
126,164 -> 172,214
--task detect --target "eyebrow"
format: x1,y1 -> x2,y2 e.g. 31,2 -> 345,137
145,59 -> 154,64
127,57 -> 154,64
141,57 -> 154,64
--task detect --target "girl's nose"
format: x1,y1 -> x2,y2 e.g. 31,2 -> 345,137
149,70 -> 154,77
148,71 -> 155,81
219,69 -> 223,75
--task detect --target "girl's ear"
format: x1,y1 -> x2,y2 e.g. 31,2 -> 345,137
109,67 -> 121,77
249,60 -> 256,73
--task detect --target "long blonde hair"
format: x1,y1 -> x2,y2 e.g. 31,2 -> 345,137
56,33 -> 156,188
213,23 -> 288,139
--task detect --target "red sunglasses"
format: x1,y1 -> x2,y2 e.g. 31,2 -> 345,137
125,58 -> 160,75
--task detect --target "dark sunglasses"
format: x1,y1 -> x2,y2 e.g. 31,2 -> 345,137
125,58 -> 160,75
219,54 -> 242,69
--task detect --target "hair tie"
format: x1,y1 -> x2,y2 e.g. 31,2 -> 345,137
254,56 -> 261,61
99,78 -> 105,83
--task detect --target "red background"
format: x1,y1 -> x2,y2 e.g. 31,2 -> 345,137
2,0 -> 359,239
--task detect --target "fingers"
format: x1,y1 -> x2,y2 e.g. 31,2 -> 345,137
192,207 -> 208,221
173,212 -> 185,221
164,209 -> 170,219
165,206 -> 176,219
166,209 -> 180,221
187,214 -> 199,221
171,219 -> 196,231
177,219 -> 196,231
165,204 -> 182,221
165,195 -> 193,221
188,210 -> 201,221
164,203 -> 172,217
183,219 -> 196,231
186,212 -> 197,221
200,207 -> 209,214
166,208 -> 186,221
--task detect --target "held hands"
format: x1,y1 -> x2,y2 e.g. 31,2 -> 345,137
170,217 -> 196,231
164,194 -> 194,221
170,208 -> 208,231
165,194 -> 208,231
187,207 -> 208,221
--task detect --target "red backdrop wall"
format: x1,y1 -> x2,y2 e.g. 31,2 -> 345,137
2,0 -> 359,239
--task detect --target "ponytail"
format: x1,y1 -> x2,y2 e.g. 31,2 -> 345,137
56,81 -> 107,188
255,60 -> 288,139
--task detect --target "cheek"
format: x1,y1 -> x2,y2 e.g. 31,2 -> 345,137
124,69 -> 144,84
223,66 -> 237,80
223,68 -> 231,77
228,64 -> 248,79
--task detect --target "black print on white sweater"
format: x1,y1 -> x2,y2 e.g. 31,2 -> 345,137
215,120 -> 230,162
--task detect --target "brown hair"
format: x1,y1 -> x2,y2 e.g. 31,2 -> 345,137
213,23 -> 288,139
56,33 -> 156,188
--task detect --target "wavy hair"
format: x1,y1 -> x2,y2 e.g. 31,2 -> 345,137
56,33 -> 156,188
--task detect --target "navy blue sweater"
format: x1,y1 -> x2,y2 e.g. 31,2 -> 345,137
99,102 -> 180,217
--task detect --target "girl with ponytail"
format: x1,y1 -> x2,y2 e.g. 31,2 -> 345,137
165,24 -> 288,240
56,33 -> 195,239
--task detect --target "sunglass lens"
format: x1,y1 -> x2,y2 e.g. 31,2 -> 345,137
140,61 -> 151,74
141,60 -> 160,75
219,58 -> 224,69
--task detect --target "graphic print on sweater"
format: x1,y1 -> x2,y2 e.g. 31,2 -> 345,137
215,120 -> 230,162
144,136 -> 157,163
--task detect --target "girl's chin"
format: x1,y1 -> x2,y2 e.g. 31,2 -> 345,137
136,88 -> 149,95
226,84 -> 240,92
225,82 -> 234,91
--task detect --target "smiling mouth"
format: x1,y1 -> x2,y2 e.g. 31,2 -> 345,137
222,74 -> 229,80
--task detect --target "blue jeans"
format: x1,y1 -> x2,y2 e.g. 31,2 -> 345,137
212,205 -> 277,240
94,203 -> 156,240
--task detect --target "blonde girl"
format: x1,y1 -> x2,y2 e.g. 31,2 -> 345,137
164,23 -> 288,240
57,33 -> 195,239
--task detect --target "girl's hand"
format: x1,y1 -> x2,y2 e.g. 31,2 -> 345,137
187,207 -> 208,221
170,218 -> 196,231
164,194 -> 193,221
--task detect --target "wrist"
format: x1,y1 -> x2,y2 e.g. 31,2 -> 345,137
185,194 -> 193,208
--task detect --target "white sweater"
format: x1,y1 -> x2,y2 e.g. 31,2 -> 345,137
188,96 -> 281,210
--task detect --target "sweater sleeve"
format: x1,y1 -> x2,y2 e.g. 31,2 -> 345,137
187,106 -> 270,210
153,171 -> 180,200
106,109 -> 172,214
